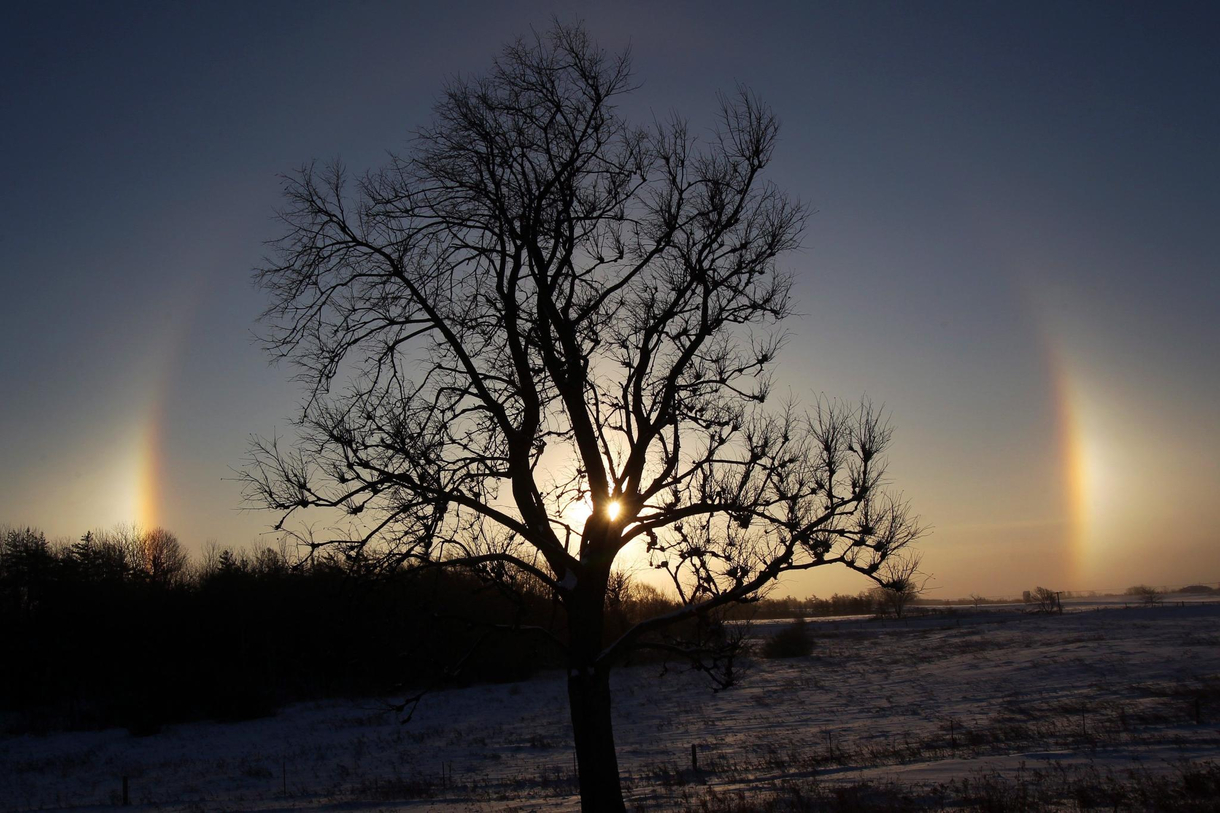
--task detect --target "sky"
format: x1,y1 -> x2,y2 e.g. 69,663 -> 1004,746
2,1 -> 1217,599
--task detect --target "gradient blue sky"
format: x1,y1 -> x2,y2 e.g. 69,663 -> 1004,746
3,1 -> 1217,597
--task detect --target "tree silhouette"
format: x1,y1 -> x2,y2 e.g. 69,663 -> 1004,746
871,553 -> 925,619
244,23 -> 921,811
136,527 -> 189,587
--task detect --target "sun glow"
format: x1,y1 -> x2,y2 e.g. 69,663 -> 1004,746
1025,281 -> 1112,586
564,495 -> 623,528
136,407 -> 162,530
1046,339 -> 1125,585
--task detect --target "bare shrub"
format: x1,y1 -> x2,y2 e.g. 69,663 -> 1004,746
1024,586 -> 1061,614
872,554 -> 925,619
761,619 -> 814,659
1126,584 -> 1163,606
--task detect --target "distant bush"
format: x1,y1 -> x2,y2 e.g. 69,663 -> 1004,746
1126,584 -> 1163,606
1023,586 -> 1061,614
1177,584 -> 1216,595
761,619 -> 813,659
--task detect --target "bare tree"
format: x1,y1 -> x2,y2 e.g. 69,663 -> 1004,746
137,528 -> 189,587
871,553 -> 924,620
83,523 -> 187,587
1025,585 -> 1061,614
243,24 -> 921,811
1125,584 -> 1163,606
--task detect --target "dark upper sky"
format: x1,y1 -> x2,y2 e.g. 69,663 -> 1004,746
3,1 -> 1217,596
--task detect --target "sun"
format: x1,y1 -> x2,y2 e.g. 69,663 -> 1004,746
565,497 -> 592,528
564,496 -> 623,528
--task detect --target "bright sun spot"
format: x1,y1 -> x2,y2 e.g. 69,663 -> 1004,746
566,496 -> 622,526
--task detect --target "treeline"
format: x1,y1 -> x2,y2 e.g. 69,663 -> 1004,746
0,525 -> 579,735
722,591 -> 882,620
1,523 -> 924,735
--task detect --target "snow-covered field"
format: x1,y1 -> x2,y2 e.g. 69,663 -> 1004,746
4,604 -> 1219,811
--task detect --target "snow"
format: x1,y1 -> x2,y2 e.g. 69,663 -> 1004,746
3,603 -> 1218,811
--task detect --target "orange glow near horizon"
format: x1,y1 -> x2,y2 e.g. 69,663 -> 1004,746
1059,379 -> 1089,583
1048,344 -> 1105,586
129,320 -> 187,535
136,411 -> 161,531
124,284 -> 207,536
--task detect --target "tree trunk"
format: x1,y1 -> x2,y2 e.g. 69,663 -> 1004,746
567,538 -> 624,810
568,665 -> 625,812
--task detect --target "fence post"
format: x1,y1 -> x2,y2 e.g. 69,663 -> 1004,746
691,743 -> 698,772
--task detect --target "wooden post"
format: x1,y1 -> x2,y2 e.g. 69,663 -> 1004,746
949,719 -> 956,750
1195,697 -> 1202,724
691,743 -> 698,772
122,776 -> 129,806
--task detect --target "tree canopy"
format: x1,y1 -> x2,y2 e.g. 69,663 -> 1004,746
244,23 -> 921,810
